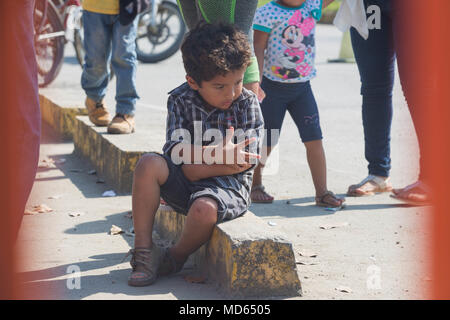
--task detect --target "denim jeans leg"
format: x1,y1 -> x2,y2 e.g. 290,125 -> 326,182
350,0 -> 395,177
111,17 -> 139,116
81,11 -> 112,102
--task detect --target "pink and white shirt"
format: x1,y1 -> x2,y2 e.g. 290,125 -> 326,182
253,0 -> 323,83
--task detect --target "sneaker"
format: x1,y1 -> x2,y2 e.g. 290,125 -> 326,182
107,113 -> 135,134
123,245 -> 163,287
85,97 -> 111,127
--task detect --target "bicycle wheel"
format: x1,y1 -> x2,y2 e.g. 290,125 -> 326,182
136,1 -> 186,63
34,0 -> 65,88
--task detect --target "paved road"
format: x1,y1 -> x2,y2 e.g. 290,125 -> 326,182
24,24 -> 431,300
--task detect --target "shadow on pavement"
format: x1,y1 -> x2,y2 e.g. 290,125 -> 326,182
17,252 -> 221,300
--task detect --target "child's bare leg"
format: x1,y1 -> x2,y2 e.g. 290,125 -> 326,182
169,197 -> 218,264
304,140 -> 343,207
252,146 -> 274,202
304,140 -> 327,196
132,153 -> 169,249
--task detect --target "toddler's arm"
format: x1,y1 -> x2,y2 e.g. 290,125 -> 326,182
253,30 -> 269,83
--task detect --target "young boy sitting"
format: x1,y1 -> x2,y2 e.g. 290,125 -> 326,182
126,22 -> 264,287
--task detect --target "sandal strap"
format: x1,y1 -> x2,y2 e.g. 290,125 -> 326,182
123,248 -> 159,275
357,175 -> 390,189
316,190 -> 337,202
251,184 -> 266,192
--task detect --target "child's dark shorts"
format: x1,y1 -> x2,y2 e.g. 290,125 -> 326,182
260,77 -> 323,146
154,153 -> 248,223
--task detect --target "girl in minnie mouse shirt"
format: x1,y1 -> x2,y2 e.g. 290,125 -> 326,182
250,0 -> 345,208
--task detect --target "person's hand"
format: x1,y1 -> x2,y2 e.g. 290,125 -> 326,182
213,126 -> 260,165
257,84 -> 266,102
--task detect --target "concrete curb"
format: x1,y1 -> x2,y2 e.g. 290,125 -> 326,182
39,94 -> 302,298
39,94 -> 87,140
156,206 -> 302,297
73,116 -> 143,194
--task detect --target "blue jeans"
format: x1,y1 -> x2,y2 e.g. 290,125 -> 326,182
81,10 -> 139,116
351,0 -> 429,179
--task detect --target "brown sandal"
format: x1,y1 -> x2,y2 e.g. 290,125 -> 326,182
251,185 -> 274,204
315,191 -> 345,208
123,246 -> 163,287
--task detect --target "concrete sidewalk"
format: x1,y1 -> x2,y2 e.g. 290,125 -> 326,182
19,25 -> 431,299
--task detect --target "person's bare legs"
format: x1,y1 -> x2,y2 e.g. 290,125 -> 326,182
132,153 -> 169,249
251,146 -> 274,203
305,140 -> 344,207
169,197 -> 218,264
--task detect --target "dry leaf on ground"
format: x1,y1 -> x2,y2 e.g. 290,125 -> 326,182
320,222 -> 349,230
68,212 -> 85,217
295,260 -> 318,265
110,225 -> 124,235
48,195 -> 62,199
25,204 -> 53,215
297,249 -> 318,258
335,286 -> 352,293
38,159 -> 56,168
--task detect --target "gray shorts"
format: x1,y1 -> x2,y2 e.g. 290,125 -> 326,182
154,153 -> 248,223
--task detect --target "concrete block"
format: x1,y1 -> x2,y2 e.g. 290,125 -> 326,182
155,205 -> 302,298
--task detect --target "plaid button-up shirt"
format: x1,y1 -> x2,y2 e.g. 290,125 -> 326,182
162,82 -> 264,205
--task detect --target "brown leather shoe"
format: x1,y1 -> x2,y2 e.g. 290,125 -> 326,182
107,113 -> 135,134
85,97 -> 111,126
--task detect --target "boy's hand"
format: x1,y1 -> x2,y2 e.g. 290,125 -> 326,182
215,126 -> 260,165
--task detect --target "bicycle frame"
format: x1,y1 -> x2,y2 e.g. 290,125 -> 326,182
36,0 -> 81,42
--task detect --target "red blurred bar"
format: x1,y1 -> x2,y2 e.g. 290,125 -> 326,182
0,0 -> 41,299
428,0 -> 450,300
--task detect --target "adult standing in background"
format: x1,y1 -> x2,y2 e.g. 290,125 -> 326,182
81,0 -> 139,134
347,0 -> 430,205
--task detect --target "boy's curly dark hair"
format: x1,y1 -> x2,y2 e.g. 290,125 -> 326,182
181,22 -> 252,86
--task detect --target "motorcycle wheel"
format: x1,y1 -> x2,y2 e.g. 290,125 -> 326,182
136,1 -> 186,63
